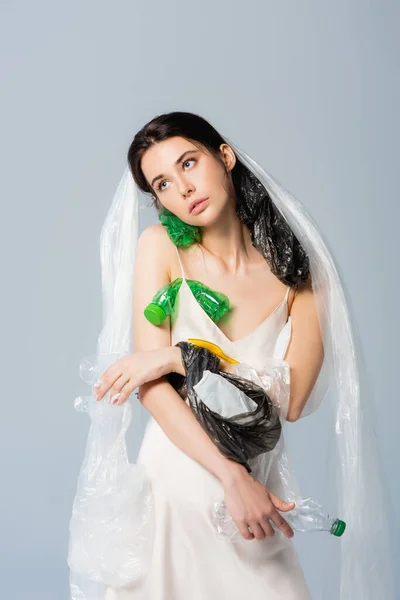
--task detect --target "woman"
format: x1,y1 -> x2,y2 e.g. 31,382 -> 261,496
68,112 -> 395,600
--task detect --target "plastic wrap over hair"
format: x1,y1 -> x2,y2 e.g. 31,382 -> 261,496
166,341 -> 282,472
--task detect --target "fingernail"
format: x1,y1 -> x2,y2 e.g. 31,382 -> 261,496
111,393 -> 121,404
93,380 -> 102,388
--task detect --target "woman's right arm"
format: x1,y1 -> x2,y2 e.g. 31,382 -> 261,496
133,225 -> 243,482
132,225 -> 295,541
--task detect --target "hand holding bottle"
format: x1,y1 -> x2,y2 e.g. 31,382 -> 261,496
221,467 -> 295,541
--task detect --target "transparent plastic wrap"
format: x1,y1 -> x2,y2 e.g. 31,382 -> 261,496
231,358 -> 291,421
68,353 -> 154,593
68,170 -> 155,600
68,132 -> 396,599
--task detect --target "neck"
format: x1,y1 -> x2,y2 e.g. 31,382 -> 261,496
199,205 -> 259,275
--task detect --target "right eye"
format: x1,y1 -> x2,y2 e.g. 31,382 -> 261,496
157,180 -> 170,192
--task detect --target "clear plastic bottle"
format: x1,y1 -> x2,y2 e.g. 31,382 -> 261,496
212,497 -> 346,540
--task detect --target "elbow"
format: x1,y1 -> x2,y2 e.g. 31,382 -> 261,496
137,379 -> 163,404
285,394 -> 302,422
286,391 -> 312,422
286,410 -> 300,423
137,375 -> 175,406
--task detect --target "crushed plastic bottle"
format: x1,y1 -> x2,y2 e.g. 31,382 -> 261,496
186,279 -> 230,322
212,497 -> 346,540
144,278 -> 183,325
144,278 -> 230,326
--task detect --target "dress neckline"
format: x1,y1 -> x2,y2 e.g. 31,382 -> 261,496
180,278 -> 290,345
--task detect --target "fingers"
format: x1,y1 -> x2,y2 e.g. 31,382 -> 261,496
235,510 -> 277,541
242,512 -> 293,541
268,492 -> 295,538
93,356 -> 138,405
111,375 -> 133,406
93,356 -> 132,400
236,521 -> 255,541
259,516 -> 276,538
269,492 -> 296,512
248,520 -> 273,540
94,372 -> 131,404
93,365 -> 123,401
237,501 -> 295,541
269,509 -> 294,538
227,487 -> 296,543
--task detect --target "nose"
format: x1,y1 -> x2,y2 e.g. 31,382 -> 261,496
177,175 -> 195,198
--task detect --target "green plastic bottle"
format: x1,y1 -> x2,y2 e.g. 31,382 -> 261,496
186,279 -> 230,322
144,278 -> 230,326
144,278 -> 183,325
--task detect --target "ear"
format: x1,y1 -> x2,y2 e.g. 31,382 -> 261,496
219,143 -> 236,172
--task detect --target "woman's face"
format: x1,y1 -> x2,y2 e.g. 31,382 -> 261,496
140,136 -> 236,226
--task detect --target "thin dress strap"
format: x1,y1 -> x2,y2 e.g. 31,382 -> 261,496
175,246 -> 186,281
286,285 -> 293,317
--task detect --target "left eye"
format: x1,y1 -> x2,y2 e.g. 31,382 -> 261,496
183,159 -> 195,168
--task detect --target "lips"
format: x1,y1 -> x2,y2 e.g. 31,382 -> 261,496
189,197 -> 209,213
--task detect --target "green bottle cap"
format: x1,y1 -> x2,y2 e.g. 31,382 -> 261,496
144,303 -> 167,326
331,519 -> 346,537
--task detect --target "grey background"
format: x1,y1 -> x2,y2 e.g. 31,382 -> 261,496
1,1 -> 399,598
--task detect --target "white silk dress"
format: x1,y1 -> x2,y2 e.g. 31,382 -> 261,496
105,246 -> 312,600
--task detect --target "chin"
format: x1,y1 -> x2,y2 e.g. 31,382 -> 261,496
199,206 -> 227,227
190,210 -> 218,227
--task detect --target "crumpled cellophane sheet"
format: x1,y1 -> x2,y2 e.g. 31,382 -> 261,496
67,353 -> 155,598
231,358 -> 291,420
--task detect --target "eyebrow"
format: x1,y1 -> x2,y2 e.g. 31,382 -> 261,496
150,149 -> 198,188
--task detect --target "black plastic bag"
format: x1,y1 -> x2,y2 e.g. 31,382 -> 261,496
166,341 -> 282,473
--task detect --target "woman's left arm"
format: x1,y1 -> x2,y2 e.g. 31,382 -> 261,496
283,278 -> 324,422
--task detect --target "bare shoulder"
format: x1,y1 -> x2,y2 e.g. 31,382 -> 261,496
285,275 -> 311,314
137,223 -> 171,252
291,276 -> 315,307
136,223 -> 175,279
